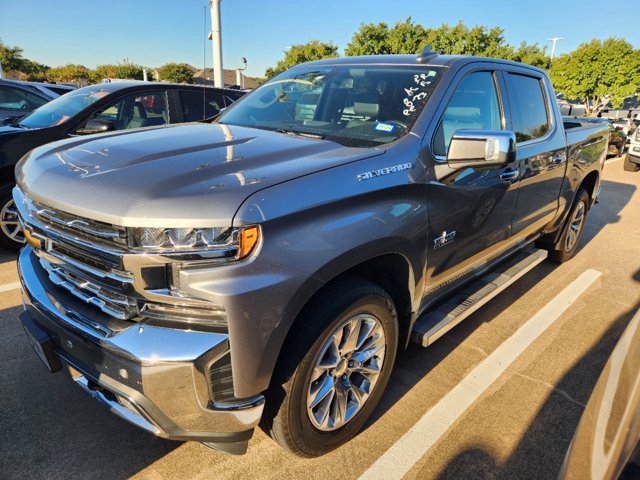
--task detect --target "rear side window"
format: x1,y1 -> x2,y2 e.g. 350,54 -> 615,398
0,86 -> 47,111
180,90 -> 226,121
85,91 -> 168,130
506,74 -> 549,142
432,71 -> 502,157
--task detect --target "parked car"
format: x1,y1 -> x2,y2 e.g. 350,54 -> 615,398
14,51 -> 608,456
624,127 -> 640,172
0,81 -> 245,250
0,78 -> 72,123
559,308 -> 640,480
564,117 -> 626,157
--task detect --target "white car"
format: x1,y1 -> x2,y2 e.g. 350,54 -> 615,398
611,119 -> 632,136
625,127 -> 640,171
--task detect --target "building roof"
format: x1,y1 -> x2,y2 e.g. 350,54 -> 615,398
187,65 -> 259,89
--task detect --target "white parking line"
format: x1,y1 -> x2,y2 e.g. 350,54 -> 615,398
359,269 -> 601,480
0,282 -> 21,294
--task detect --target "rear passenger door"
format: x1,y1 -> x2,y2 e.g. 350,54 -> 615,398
425,69 -> 520,286
502,72 -> 567,236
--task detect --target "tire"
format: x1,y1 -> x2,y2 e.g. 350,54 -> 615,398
0,183 -> 25,252
548,188 -> 589,263
262,279 -> 398,457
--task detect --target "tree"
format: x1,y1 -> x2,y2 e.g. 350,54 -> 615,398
21,60 -> 50,81
95,61 -> 144,80
0,39 -> 26,72
550,38 -> 640,114
507,42 -> 549,69
46,64 -> 94,85
157,63 -> 194,84
264,41 -> 338,78
345,20 -> 547,68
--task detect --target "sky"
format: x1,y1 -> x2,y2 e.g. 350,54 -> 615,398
1,0 -> 637,78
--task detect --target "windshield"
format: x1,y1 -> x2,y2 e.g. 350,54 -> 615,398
19,86 -> 112,129
218,64 -> 443,147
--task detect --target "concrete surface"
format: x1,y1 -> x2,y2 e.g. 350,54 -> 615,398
0,157 -> 638,480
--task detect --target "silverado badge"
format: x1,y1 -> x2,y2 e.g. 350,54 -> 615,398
357,163 -> 413,181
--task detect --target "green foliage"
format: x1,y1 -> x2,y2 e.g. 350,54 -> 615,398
46,64 -> 94,84
265,41 -> 338,78
423,22 -> 508,57
345,19 -> 547,68
157,63 -> 194,84
95,61 -> 144,81
345,22 -> 393,56
550,38 -> 640,114
0,39 -> 26,72
507,42 -> 549,69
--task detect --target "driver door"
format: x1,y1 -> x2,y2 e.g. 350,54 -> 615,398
424,70 -> 520,292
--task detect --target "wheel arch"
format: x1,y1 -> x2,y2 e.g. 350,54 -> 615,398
265,249 -> 417,391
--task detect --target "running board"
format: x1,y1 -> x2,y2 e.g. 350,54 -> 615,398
412,247 -> 548,347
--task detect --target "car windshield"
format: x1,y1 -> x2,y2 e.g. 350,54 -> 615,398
218,64 -> 443,147
18,86 -> 112,129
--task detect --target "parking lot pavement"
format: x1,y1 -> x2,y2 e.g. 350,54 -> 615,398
1,157 -> 639,480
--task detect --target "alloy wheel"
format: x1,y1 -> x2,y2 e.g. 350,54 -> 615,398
564,201 -> 585,252
0,198 -> 25,245
306,313 -> 386,431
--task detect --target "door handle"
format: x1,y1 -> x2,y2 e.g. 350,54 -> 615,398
499,168 -> 519,182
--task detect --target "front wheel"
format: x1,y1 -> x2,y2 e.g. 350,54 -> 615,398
262,279 -> 398,457
0,184 -> 25,252
548,188 -> 589,263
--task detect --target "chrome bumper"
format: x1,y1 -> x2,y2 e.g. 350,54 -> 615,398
17,246 -> 264,445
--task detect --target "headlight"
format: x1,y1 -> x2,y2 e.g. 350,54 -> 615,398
127,225 -> 260,260
129,227 -> 231,250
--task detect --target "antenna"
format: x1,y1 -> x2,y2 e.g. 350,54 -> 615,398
417,45 -> 438,63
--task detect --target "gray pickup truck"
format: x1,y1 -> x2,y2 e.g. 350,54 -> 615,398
13,49 -> 608,457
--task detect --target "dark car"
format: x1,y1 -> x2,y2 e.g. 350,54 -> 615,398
0,78 -> 74,123
564,116 -> 626,157
0,81 -> 245,250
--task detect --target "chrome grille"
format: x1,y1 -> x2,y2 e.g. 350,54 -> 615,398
30,200 -> 128,247
38,255 -> 136,320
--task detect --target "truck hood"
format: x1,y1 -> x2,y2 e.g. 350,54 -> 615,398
16,123 -> 384,227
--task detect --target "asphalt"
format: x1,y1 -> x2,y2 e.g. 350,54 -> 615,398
0,158 -> 638,480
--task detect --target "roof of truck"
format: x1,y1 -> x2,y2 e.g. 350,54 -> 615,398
301,54 -> 546,74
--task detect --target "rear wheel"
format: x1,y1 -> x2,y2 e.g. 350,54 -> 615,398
262,279 -> 398,457
548,188 -> 589,263
0,184 -> 25,252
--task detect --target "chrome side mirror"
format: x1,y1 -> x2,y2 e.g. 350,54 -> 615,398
447,130 -> 517,168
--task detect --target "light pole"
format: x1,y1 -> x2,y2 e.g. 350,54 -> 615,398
209,0 -> 223,88
548,37 -> 563,62
235,57 -> 247,88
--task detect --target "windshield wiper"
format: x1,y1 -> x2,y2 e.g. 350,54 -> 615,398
273,128 -> 325,139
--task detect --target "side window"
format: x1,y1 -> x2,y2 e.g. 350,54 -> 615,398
0,86 -> 47,111
180,90 -> 225,122
506,73 -> 549,143
86,91 -> 168,130
433,72 -> 501,157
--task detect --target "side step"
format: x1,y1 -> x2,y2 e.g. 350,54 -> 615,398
411,247 -> 548,347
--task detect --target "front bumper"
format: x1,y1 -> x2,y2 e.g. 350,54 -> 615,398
17,246 -> 264,446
